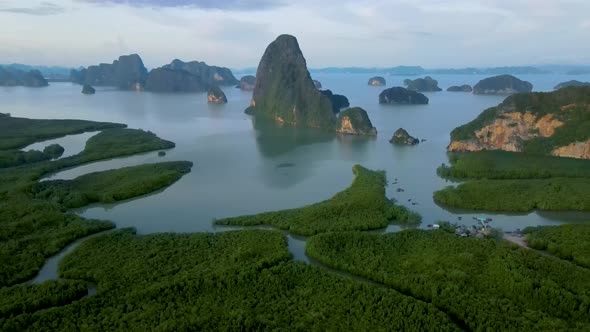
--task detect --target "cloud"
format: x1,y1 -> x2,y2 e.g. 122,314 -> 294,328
79,0 -> 284,11
0,1 -> 64,15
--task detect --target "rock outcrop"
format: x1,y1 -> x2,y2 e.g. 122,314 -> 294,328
207,86 -> 227,104
448,86 -> 590,158
447,84 -> 472,92
336,107 -> 377,136
71,54 -> 148,90
368,76 -> 386,86
320,89 -> 350,113
71,56 -> 237,93
551,139 -> 590,159
82,84 -> 95,94
145,60 -> 238,93
162,59 -> 238,86
554,80 -> 590,90
246,34 -> 336,129
390,128 -> 419,145
0,67 -> 48,87
404,76 -> 441,92
238,75 -> 256,90
473,75 -> 532,94
313,80 -> 322,89
144,68 -> 206,92
448,112 -> 563,152
379,87 -> 429,105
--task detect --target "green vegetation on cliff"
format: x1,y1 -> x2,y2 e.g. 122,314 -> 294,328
438,151 -> 590,179
216,165 -> 420,235
306,230 -> 590,331
404,76 -> 442,92
472,74 -> 532,94
0,229 -> 458,331
337,107 -> 377,135
450,87 -> 590,155
524,224 -> 590,268
248,34 -> 336,129
434,177 -> 590,211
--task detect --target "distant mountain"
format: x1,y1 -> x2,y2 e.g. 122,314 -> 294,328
310,66 -> 425,76
0,66 -> 48,87
309,66 -> 551,75
0,63 -> 75,80
145,59 -> 238,93
536,64 -> 590,75
161,59 -> 238,86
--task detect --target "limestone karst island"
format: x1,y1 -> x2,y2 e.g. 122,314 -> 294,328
1,1 -> 590,331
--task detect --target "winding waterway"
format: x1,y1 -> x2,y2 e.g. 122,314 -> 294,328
5,74 -> 590,280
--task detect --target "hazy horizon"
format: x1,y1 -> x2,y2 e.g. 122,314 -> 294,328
1,0 -> 589,69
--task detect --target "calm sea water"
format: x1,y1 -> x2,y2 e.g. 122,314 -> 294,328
4,74 -> 590,236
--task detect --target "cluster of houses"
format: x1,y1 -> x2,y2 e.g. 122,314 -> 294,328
428,217 -> 494,239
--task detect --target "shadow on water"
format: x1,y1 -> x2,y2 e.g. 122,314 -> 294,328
251,117 -> 337,158
252,117 -> 375,189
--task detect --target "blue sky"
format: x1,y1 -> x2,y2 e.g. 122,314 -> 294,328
1,0 -> 589,68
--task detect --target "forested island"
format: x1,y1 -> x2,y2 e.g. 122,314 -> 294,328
472,74 -> 532,94
404,76 -> 442,92
379,87 -> 429,104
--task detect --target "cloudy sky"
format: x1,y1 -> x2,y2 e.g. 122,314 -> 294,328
1,0 -> 589,69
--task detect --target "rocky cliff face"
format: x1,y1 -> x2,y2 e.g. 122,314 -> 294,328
82,84 -> 95,94
552,139 -> 590,158
379,87 -> 429,105
71,54 -> 147,90
448,86 -> 590,158
163,59 -> 238,86
390,128 -> 419,145
336,107 -> 377,136
207,86 -> 227,104
144,68 -> 206,92
320,89 -> 350,113
0,67 -> 48,87
473,75 -> 532,94
448,112 -> 563,152
404,76 -> 441,92
447,84 -> 472,92
368,76 -> 386,86
248,34 -> 336,129
239,75 -> 256,90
